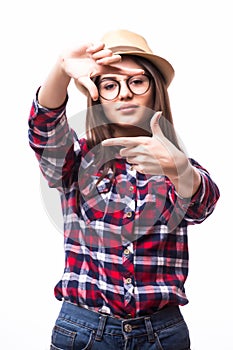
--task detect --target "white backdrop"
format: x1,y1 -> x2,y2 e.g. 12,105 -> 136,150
1,0 -> 232,349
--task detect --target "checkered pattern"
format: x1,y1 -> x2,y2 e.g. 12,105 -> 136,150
28,93 -> 220,318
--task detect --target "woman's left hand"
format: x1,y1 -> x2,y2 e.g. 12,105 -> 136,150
102,112 -> 201,198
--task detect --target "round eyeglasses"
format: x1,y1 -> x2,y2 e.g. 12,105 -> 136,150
97,74 -> 151,101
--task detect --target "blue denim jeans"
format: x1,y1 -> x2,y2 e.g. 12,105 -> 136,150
50,301 -> 191,350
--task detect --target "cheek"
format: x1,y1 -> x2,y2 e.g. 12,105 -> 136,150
100,102 -> 115,121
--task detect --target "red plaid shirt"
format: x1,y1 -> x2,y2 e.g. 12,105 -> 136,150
28,93 -> 220,318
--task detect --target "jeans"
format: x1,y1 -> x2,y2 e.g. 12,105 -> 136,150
50,301 -> 191,350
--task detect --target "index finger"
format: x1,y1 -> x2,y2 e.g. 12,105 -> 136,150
97,61 -> 144,76
102,137 -> 144,147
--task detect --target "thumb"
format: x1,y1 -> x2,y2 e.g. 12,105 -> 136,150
150,111 -> 163,137
74,76 -> 99,101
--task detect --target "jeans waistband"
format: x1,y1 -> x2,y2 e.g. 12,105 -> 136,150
59,301 -> 183,343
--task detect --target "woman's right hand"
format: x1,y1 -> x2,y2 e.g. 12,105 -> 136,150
38,42 -> 144,108
60,42 -> 144,100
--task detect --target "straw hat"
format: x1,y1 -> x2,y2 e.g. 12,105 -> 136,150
102,29 -> 174,86
75,29 -> 174,96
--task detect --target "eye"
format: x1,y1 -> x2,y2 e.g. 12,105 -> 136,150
129,75 -> 148,86
99,80 -> 118,91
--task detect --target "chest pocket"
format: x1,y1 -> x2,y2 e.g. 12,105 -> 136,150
79,174 -> 129,223
79,175 -> 112,223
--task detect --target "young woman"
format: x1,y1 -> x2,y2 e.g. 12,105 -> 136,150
28,29 -> 220,350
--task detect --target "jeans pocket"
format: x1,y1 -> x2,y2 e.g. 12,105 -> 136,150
156,319 -> 191,350
50,325 -> 76,350
50,323 -> 96,350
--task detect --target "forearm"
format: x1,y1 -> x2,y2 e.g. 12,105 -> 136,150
38,57 -> 71,109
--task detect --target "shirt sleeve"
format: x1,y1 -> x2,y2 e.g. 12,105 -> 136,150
28,89 -> 81,191
171,158 -> 220,225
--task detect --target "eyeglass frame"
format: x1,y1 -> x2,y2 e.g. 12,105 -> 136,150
96,74 -> 152,101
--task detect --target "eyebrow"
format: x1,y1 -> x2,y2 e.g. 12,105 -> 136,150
98,74 -> 141,83
99,76 -> 125,81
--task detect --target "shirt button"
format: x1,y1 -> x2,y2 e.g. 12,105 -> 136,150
126,211 -> 132,218
126,277 -> 132,284
124,248 -> 130,255
129,185 -> 134,192
124,324 -> 132,332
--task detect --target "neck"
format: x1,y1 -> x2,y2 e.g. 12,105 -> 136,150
112,123 -> 151,137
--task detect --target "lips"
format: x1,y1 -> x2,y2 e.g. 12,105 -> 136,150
116,104 -> 139,112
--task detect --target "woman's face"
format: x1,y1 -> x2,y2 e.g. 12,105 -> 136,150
97,56 -> 155,136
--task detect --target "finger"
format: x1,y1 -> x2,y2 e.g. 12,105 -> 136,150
108,60 -> 144,75
97,61 -> 144,77
75,76 -> 99,101
102,136 -> 146,147
62,43 -> 94,59
150,111 -> 164,137
91,49 -> 115,61
120,144 -> 146,157
95,54 -> 122,65
86,42 -> 105,53
125,156 -> 135,164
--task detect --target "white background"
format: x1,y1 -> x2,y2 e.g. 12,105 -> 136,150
0,0 -> 232,349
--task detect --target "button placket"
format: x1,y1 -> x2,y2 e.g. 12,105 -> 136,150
125,277 -> 132,284
124,248 -> 130,255
126,211 -> 133,218
129,185 -> 134,192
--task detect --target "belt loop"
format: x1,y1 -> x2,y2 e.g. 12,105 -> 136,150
95,314 -> 108,341
144,317 -> 156,343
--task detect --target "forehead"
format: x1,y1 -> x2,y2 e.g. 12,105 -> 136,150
100,56 -> 143,80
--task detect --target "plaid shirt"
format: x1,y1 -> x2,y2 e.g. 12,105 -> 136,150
28,94 -> 220,318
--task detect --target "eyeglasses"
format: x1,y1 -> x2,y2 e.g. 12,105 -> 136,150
97,74 -> 151,101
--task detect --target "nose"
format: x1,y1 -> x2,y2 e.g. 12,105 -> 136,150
118,81 -> 133,100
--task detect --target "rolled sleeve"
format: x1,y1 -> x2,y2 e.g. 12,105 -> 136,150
28,88 -> 80,190
174,160 -> 220,224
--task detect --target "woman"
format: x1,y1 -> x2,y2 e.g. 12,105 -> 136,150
28,29 -> 220,350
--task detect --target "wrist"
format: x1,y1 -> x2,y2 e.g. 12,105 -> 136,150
57,56 -> 72,84
38,58 -> 71,109
168,158 -> 201,198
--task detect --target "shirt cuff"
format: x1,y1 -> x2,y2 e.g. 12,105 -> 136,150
35,86 -> 69,112
174,171 -> 205,210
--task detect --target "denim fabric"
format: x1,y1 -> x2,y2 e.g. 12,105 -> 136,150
50,301 -> 191,350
